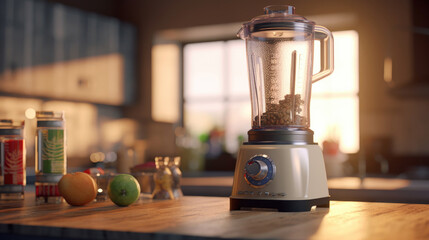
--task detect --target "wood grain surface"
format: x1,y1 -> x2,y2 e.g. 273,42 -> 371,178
0,194 -> 428,240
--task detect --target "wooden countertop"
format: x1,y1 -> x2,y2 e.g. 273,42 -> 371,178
181,176 -> 429,203
182,176 -> 429,190
1,194 -> 428,240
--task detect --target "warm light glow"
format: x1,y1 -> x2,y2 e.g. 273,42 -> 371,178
0,54 -> 125,105
384,57 -> 393,83
90,152 -> 106,163
43,101 -> 98,158
100,118 -> 138,149
25,108 -> 36,119
0,97 -> 42,158
151,44 -> 180,123
184,42 -> 225,99
312,30 -> 359,153
183,40 -> 250,153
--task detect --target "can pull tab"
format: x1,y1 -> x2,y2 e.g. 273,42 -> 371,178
312,26 -> 334,83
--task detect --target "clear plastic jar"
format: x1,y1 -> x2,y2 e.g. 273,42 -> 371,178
238,5 -> 333,130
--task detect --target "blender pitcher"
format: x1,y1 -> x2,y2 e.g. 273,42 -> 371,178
238,5 -> 334,131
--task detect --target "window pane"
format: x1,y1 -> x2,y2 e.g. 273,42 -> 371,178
313,30 -> 359,95
184,101 -> 224,138
226,39 -> 248,98
311,96 -> 359,153
225,101 -> 251,153
152,44 -> 180,123
184,41 -> 224,99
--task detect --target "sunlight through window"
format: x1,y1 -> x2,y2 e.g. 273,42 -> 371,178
312,30 -> 359,153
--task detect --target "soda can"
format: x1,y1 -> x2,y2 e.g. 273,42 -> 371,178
0,120 -> 26,200
35,111 -> 66,203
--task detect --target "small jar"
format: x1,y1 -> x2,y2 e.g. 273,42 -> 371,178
0,120 -> 26,200
152,157 -> 174,200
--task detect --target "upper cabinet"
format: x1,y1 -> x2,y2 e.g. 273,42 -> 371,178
411,0 -> 429,85
387,0 -> 429,97
0,0 -> 136,105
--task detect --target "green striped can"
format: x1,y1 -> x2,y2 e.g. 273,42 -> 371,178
39,129 -> 65,174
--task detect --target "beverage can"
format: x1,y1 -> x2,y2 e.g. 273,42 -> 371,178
38,129 -> 65,174
35,111 -> 66,203
2,139 -> 25,185
0,120 -> 26,200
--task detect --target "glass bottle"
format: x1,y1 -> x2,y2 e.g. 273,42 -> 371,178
0,120 -> 26,200
35,111 -> 66,203
168,156 -> 183,199
152,157 -> 174,200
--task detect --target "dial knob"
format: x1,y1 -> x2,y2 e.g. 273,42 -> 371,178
245,160 -> 268,180
244,155 -> 276,188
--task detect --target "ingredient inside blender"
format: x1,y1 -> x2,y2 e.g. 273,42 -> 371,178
253,94 -> 307,127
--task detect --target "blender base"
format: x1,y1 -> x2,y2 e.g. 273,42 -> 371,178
230,197 -> 330,212
230,143 -> 330,212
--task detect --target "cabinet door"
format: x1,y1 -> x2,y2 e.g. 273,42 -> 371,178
0,1 -> 7,86
0,0 -> 29,94
0,0 -> 135,106
30,0 -> 56,97
61,14 -> 124,105
0,0 -> 6,79
120,23 -> 136,104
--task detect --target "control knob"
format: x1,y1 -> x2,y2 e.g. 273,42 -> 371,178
245,160 -> 268,180
244,155 -> 275,187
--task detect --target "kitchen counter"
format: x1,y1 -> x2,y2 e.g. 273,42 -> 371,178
182,176 -> 429,203
0,194 -> 428,240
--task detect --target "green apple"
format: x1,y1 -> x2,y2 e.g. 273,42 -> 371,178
108,174 -> 141,206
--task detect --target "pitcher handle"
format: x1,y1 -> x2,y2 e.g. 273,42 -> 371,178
312,26 -> 334,83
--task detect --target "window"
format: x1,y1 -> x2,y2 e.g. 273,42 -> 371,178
312,30 -> 359,153
183,40 -> 250,155
182,30 -> 359,169
152,44 -> 180,123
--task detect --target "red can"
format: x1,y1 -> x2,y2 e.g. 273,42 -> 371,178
0,120 -> 26,200
2,139 -> 25,185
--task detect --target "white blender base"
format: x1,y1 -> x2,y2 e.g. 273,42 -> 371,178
230,144 -> 330,212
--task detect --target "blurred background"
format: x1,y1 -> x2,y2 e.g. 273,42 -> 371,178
1,0 -> 429,197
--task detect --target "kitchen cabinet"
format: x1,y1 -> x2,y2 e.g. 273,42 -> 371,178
0,194 -> 428,239
0,0 -> 136,105
388,0 -> 429,97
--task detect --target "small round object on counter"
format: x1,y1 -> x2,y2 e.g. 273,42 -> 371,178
108,174 -> 141,206
58,172 -> 98,206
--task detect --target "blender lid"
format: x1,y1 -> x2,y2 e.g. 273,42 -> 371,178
238,5 -> 315,39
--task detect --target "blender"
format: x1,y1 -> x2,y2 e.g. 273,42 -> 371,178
230,5 -> 334,212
